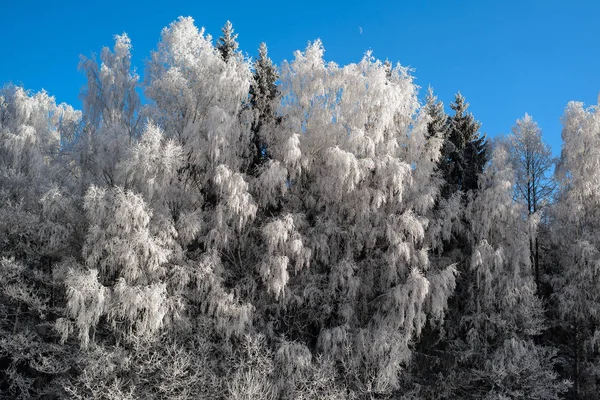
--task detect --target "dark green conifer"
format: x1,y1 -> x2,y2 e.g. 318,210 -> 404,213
424,86 -> 447,140
440,92 -> 488,197
249,42 -> 279,170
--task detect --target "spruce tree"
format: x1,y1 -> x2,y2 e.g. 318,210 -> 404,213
249,42 -> 279,171
406,91 -> 489,398
441,92 -> 488,198
424,86 -> 447,140
217,20 -> 239,62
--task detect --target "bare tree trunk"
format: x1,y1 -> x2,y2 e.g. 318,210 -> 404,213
574,320 -> 580,398
529,235 -> 539,293
534,237 -> 540,293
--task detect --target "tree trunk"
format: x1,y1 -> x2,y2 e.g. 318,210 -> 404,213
574,320 -> 580,398
529,235 -> 538,293
534,237 -> 540,294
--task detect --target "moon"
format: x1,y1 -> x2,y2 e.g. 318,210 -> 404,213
359,26 -> 363,34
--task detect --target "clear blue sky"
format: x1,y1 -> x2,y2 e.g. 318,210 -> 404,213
2,0 -> 599,154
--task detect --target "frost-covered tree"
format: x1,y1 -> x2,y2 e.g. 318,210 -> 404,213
0,85 -> 81,259
145,16 -> 256,262
424,86 -> 447,140
552,99 -> 600,398
79,34 -> 139,133
77,34 -> 140,187
509,114 -> 555,216
140,19 -> 258,352
217,20 -> 240,63
0,85 -> 80,192
506,113 -> 555,291
0,86 -> 82,398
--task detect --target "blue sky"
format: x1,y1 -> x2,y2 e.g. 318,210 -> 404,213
2,0 -> 599,154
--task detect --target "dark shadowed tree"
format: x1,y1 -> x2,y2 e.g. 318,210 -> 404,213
249,42 -> 279,172
440,92 -> 488,198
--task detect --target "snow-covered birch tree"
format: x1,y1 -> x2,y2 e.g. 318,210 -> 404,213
77,33 -> 140,187
247,41 -> 458,396
552,99 -> 600,398
0,85 -> 81,259
144,17 -> 257,340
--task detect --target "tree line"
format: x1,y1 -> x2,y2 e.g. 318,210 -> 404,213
0,17 -> 598,399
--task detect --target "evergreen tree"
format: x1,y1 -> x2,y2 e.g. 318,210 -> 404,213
249,42 -> 279,171
441,92 -> 488,198
217,20 -> 239,63
424,86 -> 447,140
416,91 -> 483,371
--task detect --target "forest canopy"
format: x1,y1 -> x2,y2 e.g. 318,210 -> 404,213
0,16 -> 597,399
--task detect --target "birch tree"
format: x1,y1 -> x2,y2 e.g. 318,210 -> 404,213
77,33 -> 140,187
0,85 -> 81,259
251,41 -> 457,397
552,99 -> 600,398
505,114 -> 555,292
144,17 -> 258,340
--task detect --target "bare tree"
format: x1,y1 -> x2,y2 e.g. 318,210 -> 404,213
506,113 -> 555,291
